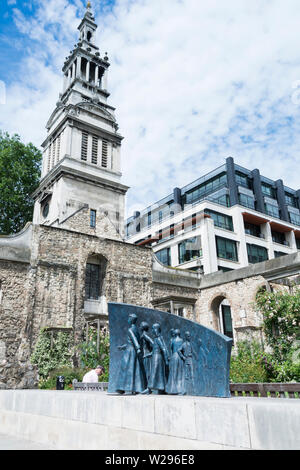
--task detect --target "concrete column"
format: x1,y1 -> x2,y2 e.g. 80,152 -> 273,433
201,218 -> 218,274
231,207 -> 248,267
170,243 -> 179,266
63,74 -> 68,92
86,61 -> 90,82
77,56 -> 82,79
103,69 -> 108,90
265,222 -> 275,259
288,230 -> 297,251
95,66 -> 99,86
72,62 -> 76,82
68,68 -> 72,87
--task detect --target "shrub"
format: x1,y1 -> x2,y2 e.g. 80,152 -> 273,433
230,341 -> 270,383
256,287 -> 300,363
78,327 -> 110,382
30,328 -> 73,379
39,366 -> 86,390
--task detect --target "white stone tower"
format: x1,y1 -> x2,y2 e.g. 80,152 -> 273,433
32,2 -> 128,239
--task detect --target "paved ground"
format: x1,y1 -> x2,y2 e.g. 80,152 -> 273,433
0,432 -> 57,450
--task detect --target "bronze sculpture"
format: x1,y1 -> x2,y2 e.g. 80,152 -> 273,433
143,322 -> 169,394
115,313 -> 147,394
166,329 -> 185,395
140,321 -> 153,384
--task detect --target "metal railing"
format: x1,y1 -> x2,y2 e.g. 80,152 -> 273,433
230,383 -> 300,398
72,381 -> 300,398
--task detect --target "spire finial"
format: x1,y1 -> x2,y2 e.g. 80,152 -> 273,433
86,1 -> 91,9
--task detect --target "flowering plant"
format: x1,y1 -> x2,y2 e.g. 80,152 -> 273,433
256,287 -> 300,363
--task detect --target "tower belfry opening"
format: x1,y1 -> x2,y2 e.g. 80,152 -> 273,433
32,2 -> 129,240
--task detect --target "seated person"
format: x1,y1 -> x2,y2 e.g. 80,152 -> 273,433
82,365 -> 104,383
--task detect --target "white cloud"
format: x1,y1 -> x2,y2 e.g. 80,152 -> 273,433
1,0 -> 300,218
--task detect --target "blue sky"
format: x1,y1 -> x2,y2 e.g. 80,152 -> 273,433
1,0 -> 300,216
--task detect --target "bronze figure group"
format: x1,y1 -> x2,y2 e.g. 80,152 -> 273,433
115,314 -> 197,396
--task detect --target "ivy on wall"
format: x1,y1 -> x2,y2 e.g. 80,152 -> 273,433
30,328 -> 73,379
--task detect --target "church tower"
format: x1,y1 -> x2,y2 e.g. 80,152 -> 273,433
32,2 -> 128,239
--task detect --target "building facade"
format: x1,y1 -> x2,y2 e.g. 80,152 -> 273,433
32,3 -> 127,241
0,4 -> 300,389
126,157 -> 300,275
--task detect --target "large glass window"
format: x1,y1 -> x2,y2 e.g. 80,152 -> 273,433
185,172 -> 227,205
211,193 -> 230,207
285,193 -> 298,208
289,212 -> 300,226
265,203 -> 280,218
178,236 -> 202,264
247,244 -> 268,264
235,171 -> 252,189
271,231 -> 286,245
274,251 -> 288,258
216,237 -> 238,261
205,209 -> 233,231
239,193 -> 255,209
244,221 -> 261,238
155,248 -> 171,266
261,183 -> 276,199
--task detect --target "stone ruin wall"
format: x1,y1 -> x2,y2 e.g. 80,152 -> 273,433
1,222 -> 297,388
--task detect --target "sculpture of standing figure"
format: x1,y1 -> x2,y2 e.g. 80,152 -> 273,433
178,331 -> 195,395
166,329 -> 185,395
116,313 -> 147,394
140,321 -> 153,385
142,323 -> 169,394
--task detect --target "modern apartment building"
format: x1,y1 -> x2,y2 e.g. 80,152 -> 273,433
126,157 -> 300,274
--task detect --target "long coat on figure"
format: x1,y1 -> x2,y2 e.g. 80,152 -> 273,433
116,323 -> 147,393
166,331 -> 185,395
148,329 -> 169,392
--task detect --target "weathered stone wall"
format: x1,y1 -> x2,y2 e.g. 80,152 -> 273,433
0,260 -> 37,389
195,275 -> 267,344
57,205 -> 123,241
0,223 -> 156,387
29,224 -> 153,345
0,221 -> 299,388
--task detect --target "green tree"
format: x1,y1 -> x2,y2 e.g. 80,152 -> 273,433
256,287 -> 300,362
30,329 -> 73,380
0,131 -> 42,235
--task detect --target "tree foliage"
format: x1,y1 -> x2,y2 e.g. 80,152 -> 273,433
78,327 -> 110,382
256,287 -> 300,362
30,329 -> 73,381
0,131 -> 42,235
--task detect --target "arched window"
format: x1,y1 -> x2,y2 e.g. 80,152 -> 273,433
87,31 -> 92,42
85,255 -> 107,300
211,295 -> 233,340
